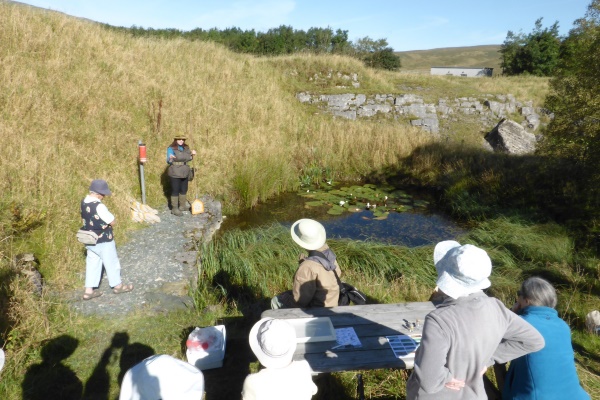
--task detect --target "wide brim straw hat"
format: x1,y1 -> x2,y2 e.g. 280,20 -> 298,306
249,318 -> 297,369
290,219 -> 326,250
434,241 -> 492,299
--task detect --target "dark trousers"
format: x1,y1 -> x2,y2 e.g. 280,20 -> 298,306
169,176 -> 189,196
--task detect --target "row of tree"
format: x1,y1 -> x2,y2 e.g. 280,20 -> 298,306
104,24 -> 401,70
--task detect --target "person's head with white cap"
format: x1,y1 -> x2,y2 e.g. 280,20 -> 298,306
249,318 -> 297,369
433,240 -> 492,299
290,219 -> 326,251
119,354 -> 204,400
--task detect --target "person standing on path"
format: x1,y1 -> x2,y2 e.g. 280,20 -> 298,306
81,179 -> 133,300
166,134 -> 196,216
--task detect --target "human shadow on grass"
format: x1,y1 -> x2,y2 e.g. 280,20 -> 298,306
22,335 -> 83,400
81,332 -> 154,400
211,270 -> 271,320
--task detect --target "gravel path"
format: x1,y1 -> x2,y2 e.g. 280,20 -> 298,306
70,196 -> 222,316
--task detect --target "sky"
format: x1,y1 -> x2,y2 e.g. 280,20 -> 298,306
13,0 -> 592,51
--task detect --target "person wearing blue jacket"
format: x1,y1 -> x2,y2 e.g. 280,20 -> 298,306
502,277 -> 590,400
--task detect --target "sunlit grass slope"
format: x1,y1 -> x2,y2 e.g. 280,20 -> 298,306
0,1 -> 433,284
397,45 -> 502,74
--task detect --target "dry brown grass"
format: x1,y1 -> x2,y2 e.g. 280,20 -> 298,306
0,1 -> 433,285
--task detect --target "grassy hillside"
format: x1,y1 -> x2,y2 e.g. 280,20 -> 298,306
398,45 -> 502,74
2,2 -> 598,400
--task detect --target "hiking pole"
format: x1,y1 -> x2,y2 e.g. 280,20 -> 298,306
138,140 -> 147,204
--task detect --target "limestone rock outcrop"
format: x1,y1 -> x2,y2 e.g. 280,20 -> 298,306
484,118 -> 537,155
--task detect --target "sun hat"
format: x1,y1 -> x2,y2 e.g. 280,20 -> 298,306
249,318 -> 297,369
89,179 -> 112,196
290,219 -> 326,250
434,240 -> 492,299
174,134 -> 187,140
119,354 -> 204,400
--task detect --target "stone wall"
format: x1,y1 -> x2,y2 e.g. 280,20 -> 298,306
297,91 -> 548,135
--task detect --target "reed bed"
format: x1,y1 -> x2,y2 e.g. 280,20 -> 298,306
199,224 -> 437,312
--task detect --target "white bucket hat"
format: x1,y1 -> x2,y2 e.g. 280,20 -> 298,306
249,318 -> 297,369
434,240 -> 492,299
119,354 -> 204,400
290,219 -> 326,250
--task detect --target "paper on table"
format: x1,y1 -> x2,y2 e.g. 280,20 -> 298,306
386,334 -> 421,358
334,327 -> 362,348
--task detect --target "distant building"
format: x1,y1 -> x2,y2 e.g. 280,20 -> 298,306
430,66 -> 493,77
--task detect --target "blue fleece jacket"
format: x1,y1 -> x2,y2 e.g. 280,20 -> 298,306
503,306 -> 590,400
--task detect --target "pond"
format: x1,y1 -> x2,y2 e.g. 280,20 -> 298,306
220,183 -> 466,248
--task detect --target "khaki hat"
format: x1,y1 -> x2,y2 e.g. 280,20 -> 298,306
174,134 -> 187,140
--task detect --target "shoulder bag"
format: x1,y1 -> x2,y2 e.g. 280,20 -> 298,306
76,229 -> 98,245
333,269 -> 367,306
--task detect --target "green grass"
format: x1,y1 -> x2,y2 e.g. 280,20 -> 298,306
0,2 -> 598,399
188,220 -> 600,399
397,45 -> 502,74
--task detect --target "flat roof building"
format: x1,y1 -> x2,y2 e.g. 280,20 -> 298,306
431,66 -> 493,77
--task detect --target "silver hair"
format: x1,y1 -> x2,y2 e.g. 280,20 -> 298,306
520,276 -> 557,308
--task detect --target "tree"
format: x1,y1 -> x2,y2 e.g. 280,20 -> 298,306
540,0 -> 600,246
352,37 -> 401,70
305,27 -> 333,53
331,29 -> 351,54
363,48 -> 401,70
352,36 -> 389,55
500,18 -> 561,76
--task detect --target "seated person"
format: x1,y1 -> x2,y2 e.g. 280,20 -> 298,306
242,318 -> 317,400
406,240 -> 545,399
271,219 -> 341,309
119,354 -> 204,400
501,277 -> 590,399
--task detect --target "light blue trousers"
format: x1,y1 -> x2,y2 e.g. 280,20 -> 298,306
85,240 -> 122,288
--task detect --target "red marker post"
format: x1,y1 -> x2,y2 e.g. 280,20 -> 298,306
138,140 -> 147,204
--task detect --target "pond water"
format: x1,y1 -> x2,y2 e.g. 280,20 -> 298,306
220,185 -> 466,248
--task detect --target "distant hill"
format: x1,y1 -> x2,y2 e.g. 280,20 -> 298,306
397,45 -> 502,74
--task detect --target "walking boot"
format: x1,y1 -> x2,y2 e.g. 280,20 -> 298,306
171,196 -> 182,216
178,194 -> 189,212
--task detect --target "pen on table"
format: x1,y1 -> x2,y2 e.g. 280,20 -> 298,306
331,343 -> 351,350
